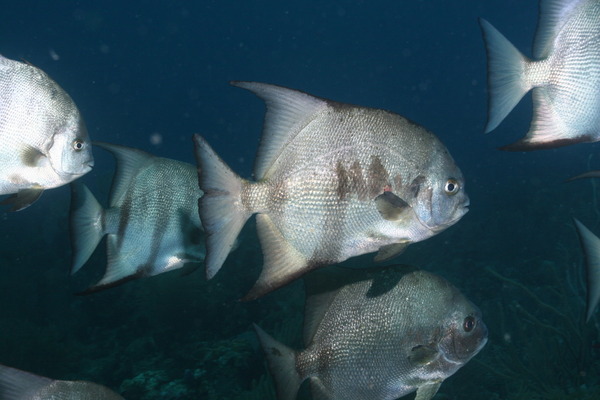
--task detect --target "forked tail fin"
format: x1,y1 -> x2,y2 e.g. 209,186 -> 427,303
193,134 -> 252,279
69,182 -> 106,274
479,18 -> 531,133
253,323 -> 302,400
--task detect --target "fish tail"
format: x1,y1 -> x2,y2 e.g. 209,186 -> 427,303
479,18 -> 532,133
572,219 -> 600,323
193,134 -> 252,279
252,323 -> 302,400
69,182 -> 106,275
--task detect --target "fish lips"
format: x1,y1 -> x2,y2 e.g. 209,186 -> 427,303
422,198 -> 470,233
60,158 -> 94,179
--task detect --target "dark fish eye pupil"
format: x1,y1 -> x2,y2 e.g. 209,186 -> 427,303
445,179 -> 458,194
73,140 -> 84,151
463,316 -> 475,332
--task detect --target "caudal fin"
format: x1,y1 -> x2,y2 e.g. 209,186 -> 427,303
69,182 -> 106,274
253,324 -> 302,400
479,18 -> 531,133
193,134 -> 252,279
573,219 -> 600,322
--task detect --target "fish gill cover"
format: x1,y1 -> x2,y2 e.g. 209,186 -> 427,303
0,1 -> 599,400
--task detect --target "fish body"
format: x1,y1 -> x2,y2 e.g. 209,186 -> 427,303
480,0 -> 600,150
0,54 -> 93,210
0,364 -> 123,400
194,81 -> 468,299
69,142 -> 204,292
253,266 -> 488,400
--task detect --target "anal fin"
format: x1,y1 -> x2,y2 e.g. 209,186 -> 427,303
1,188 -> 43,211
242,214 -> 309,300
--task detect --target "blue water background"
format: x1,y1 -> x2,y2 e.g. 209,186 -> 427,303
0,1 -> 599,399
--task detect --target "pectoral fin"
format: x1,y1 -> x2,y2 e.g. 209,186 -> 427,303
414,381 -> 442,400
374,242 -> 410,262
1,188 -> 44,211
375,191 -> 411,221
409,344 -> 439,366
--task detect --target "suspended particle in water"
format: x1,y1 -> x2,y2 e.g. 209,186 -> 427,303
150,132 -> 163,146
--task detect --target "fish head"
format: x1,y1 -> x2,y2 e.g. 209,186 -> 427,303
412,151 -> 469,233
438,302 -> 488,365
47,114 -> 94,179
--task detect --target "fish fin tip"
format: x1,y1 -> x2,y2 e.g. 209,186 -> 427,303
78,268 -> 146,295
374,242 -> 410,262
0,188 -> 44,211
534,0 -> 582,58
0,364 -> 53,398
572,219 -> 600,322
375,191 -> 411,222
232,82 -> 328,179
479,18 -> 531,133
252,324 -> 301,400
193,135 -> 250,279
93,142 -> 153,204
565,171 -> 600,182
409,344 -> 439,366
242,214 -> 309,300
69,183 -> 105,274
414,381 -> 443,400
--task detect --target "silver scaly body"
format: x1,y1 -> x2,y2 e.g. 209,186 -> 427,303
481,0 -> 600,150
0,54 -> 93,209
194,81 -> 468,299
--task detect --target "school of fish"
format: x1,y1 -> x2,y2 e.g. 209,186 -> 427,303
1,0 -> 599,399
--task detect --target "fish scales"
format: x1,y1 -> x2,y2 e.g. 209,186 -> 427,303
194,81 -> 468,299
0,54 -> 93,209
0,363 -> 123,400
253,266 -> 487,400
70,142 -> 204,292
480,0 -> 600,149
255,108 -> 432,260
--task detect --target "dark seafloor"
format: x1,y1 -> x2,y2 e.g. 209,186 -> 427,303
0,1 -> 599,399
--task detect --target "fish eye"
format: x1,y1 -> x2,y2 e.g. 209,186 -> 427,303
444,178 -> 459,195
72,139 -> 85,151
463,316 -> 476,332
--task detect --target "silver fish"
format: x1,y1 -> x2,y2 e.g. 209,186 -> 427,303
253,266 -> 488,400
480,0 -> 600,150
69,142 -> 204,293
572,218 -> 600,322
0,54 -> 93,210
194,81 -> 468,300
0,364 -> 123,400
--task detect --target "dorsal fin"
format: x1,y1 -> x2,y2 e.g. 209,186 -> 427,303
534,0 -> 584,58
0,364 -> 53,399
92,142 -> 153,207
302,268 -> 348,347
302,265 -> 415,346
231,81 -> 328,180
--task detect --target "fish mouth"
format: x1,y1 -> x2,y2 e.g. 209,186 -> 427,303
63,160 -> 94,178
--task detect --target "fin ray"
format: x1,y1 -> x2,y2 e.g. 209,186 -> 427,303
0,364 -> 53,399
252,324 -> 302,400
231,81 -> 327,180
93,142 -> 153,207
193,134 -> 251,279
0,188 -> 44,211
534,0 -> 584,58
69,183 -> 106,274
479,18 -> 531,133
242,214 -> 309,300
